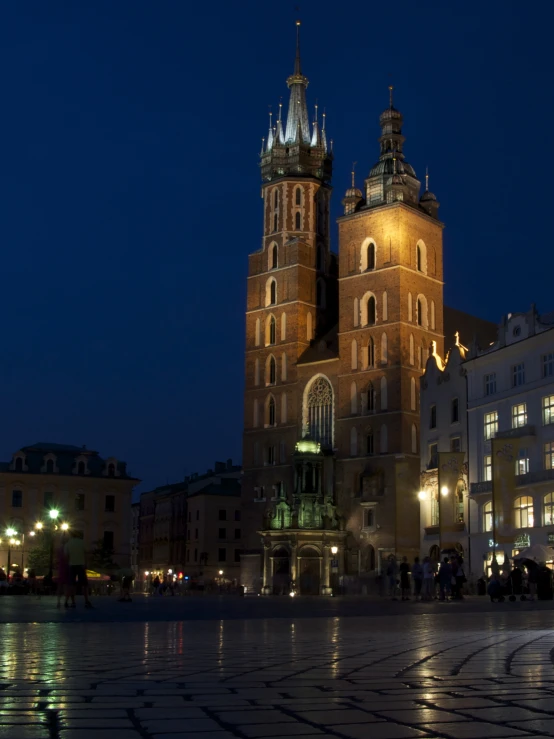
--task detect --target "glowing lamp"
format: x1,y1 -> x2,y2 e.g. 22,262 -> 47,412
218,570 -> 224,576
418,491 -> 428,501
331,546 -> 338,555
168,569 -> 173,574
5,527 -> 16,538
441,486 -> 449,496
49,509 -> 59,520
61,522 -> 69,531
29,531 -> 36,537
144,571 -> 150,576
289,590 -> 296,597
35,522 -> 43,530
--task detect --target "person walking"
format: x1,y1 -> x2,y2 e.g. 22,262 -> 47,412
399,556 -> 411,601
412,557 -> 423,601
64,531 -> 94,609
438,557 -> 452,601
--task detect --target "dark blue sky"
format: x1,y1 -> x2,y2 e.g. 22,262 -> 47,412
0,2 -> 551,493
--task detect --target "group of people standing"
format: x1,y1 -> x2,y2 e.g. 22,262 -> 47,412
386,554 -> 466,601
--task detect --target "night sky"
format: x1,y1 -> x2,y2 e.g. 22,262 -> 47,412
1,2 -> 552,494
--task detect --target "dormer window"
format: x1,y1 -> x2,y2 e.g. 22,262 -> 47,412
15,457 -> 23,472
108,463 -> 115,477
78,461 -> 85,475
46,459 -> 54,473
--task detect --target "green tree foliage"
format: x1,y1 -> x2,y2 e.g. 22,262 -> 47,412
26,542 -> 51,575
89,539 -> 118,571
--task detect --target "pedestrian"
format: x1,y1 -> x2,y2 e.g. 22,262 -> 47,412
487,572 -> 502,601
56,541 -> 72,609
153,575 -> 160,594
64,530 -> 94,609
510,564 -> 523,597
116,568 -> 135,602
399,556 -> 411,601
422,557 -> 434,601
412,557 -> 423,601
438,557 -> 452,601
386,555 -> 399,600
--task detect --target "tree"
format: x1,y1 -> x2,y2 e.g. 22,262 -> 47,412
89,539 -> 118,571
27,542 -> 51,576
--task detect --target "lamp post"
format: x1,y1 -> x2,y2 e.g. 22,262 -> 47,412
5,528 -> 16,580
47,509 -> 59,576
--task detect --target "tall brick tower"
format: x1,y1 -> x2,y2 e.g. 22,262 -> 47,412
335,88 -> 444,568
241,23 -> 337,589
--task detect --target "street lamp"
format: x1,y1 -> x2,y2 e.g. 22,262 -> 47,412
441,486 -> 449,497
218,569 -> 224,576
5,529 -> 17,579
35,522 -> 43,531
331,546 -> 338,555
418,490 -> 428,501
49,509 -> 59,520
60,522 -> 69,531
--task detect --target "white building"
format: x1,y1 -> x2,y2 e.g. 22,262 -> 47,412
466,307 -> 554,575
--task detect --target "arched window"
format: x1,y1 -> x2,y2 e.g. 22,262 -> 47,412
78,461 -> 85,475
350,381 -> 357,414
431,300 -> 436,330
266,355 -> 276,385
411,377 -> 416,410
255,318 -> 261,347
281,393 -> 287,424
253,399 -> 259,428
380,424 -> 388,454
108,463 -> 115,477
367,242 -> 375,270
361,292 -> 377,326
380,376 -> 388,410
306,312 -> 313,341
15,457 -> 23,472
254,358 -> 260,386
382,291 -> 388,321
305,376 -> 333,446
266,395 -> 276,427
281,353 -> 287,381
266,278 -> 277,306
316,279 -> 326,308
411,424 -> 417,454
295,211 -> 301,231
381,333 -> 388,364
353,297 -> 359,327
350,427 -> 358,456
46,459 -> 54,474
416,241 -> 427,274
269,243 -> 278,270
281,312 -> 287,341
317,244 -> 324,271
295,186 -> 302,206
367,381 -> 375,412
408,292 -> 413,322
351,339 -> 358,370
483,501 -> 493,532
274,189 -> 279,208
366,428 -> 374,455
409,334 -> 414,365
368,337 -> 375,368
273,213 -> 278,232
416,295 -> 428,328
545,493 -> 554,526
360,238 -> 376,271
266,315 -> 276,346
514,496 -> 533,528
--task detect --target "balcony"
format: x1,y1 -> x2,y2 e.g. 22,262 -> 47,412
517,468 -> 554,486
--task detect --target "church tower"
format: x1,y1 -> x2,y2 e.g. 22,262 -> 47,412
241,24 -> 337,589
335,89 -> 444,569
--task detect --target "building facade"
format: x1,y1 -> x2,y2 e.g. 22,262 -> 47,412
0,442 -> 139,574
242,25 -> 450,592
131,501 -> 140,572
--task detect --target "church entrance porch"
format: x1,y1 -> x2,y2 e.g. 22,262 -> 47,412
298,547 -> 321,595
272,547 -> 291,595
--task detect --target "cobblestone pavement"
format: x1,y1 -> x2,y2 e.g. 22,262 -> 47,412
4,606 -> 554,739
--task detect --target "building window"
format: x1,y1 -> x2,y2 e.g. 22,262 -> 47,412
295,187 -> 302,206
195,528 -> 198,539
484,373 -> 496,396
409,334 -> 414,365
351,340 -> 357,371
77,461 -> 85,475
361,293 -> 376,326
267,396 -> 276,426
103,531 -> 114,550
219,528 -> 226,539
267,356 -> 276,385
266,315 -> 276,345
305,376 -> 333,446
416,241 -> 427,273
196,510 -> 200,521
295,212 -> 301,230
381,332 -> 388,364
512,363 -> 525,387
542,395 -> 554,426
380,376 -> 388,410
451,398 -> 459,423
218,510 -> 226,521
516,448 -> 529,476
363,508 -> 375,529
218,548 -> 227,562
484,411 -> 498,440
235,510 -> 241,521
368,337 -> 375,368
75,493 -> 85,512
514,496 -> 533,528
46,459 -> 54,474
234,528 -> 241,540
428,443 -> 438,469
266,278 -> 277,306
450,437 -> 461,452
235,549 -> 241,563
269,243 -> 278,270
484,455 -> 492,481
367,381 -> 375,412
544,493 -> 554,526
545,442 -> 554,470
512,403 -> 527,429
483,501 -> 493,532
543,352 -> 554,378
429,405 -> 437,429
367,242 -> 375,270
416,297 -> 425,327
12,490 -> 22,508
366,430 -> 374,455
267,446 -> 275,465
105,495 -> 115,513
255,317 -> 261,346
44,491 -> 54,508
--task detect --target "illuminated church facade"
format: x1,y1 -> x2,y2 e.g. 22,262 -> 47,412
241,24 -> 447,594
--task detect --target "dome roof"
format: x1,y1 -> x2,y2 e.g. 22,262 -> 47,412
420,189 -> 437,202
369,157 -> 416,179
344,186 -> 363,198
390,174 -> 404,185
380,105 -> 402,123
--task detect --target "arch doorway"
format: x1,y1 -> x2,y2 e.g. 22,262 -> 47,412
272,547 -> 290,595
298,546 -> 321,595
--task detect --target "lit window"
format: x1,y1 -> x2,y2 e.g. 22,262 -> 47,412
516,448 -> 529,476
429,405 -> 437,429
484,411 -> 498,440
543,352 -> 554,378
451,398 -> 459,424
483,501 -> 493,532
512,363 -> 525,387
544,493 -> 554,526
305,376 -> 333,446
484,455 -> 492,481
485,373 -> 496,396
512,403 -> 527,429
514,496 -> 533,528
543,395 -> 554,425
545,442 -> 554,470
428,443 -> 438,469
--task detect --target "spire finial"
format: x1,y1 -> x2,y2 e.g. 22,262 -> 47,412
314,101 -> 318,123
268,106 -> 273,128
351,161 -> 357,188
425,166 -> 429,191
278,98 -> 283,122
389,84 -> 393,108
322,109 -> 326,130
295,19 -> 302,75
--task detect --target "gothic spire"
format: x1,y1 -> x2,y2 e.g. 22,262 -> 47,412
285,21 -> 311,145
266,109 -> 274,152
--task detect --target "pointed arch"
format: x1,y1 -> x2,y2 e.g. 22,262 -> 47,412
416,294 -> 428,328
295,211 -> 301,231
380,424 -> 388,454
281,393 -> 287,424
361,292 -> 377,326
431,300 -> 436,330
367,381 -> 375,412
410,376 -> 416,410
281,312 -> 287,341
265,314 -> 276,346
360,238 -> 376,272
268,242 -> 278,270
295,185 -> 302,206
265,277 -> 277,306
253,399 -> 259,428
380,376 -> 388,410
254,357 -> 260,386
255,318 -> 261,347
416,240 -> 427,274
382,290 -> 388,321
281,352 -> 287,381
306,311 -> 313,341
265,394 -> 276,427
351,339 -> 358,370
411,423 -> 418,454
350,426 -> 358,456
408,292 -> 413,322
381,332 -> 388,365
409,333 -> 414,365
303,374 -> 334,446
350,381 -> 357,414
266,355 -> 276,385
353,297 -> 359,327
